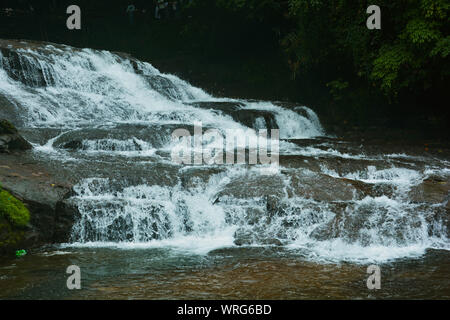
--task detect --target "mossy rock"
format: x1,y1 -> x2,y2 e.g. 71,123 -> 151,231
0,187 -> 30,254
0,119 -> 18,135
0,188 -> 30,227
0,218 -> 25,248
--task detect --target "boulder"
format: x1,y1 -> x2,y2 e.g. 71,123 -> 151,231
0,152 -> 77,256
0,119 -> 32,153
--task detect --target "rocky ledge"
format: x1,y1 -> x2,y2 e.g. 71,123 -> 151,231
0,120 -> 78,257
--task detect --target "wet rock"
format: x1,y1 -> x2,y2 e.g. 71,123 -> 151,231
0,191 -> 77,255
54,199 -> 80,243
287,172 -> 377,202
233,228 -> 260,246
244,207 -> 266,225
0,133 -> 32,152
216,174 -> 286,200
61,139 -> 83,150
279,154 -> 390,177
0,119 -> 32,153
190,101 -> 245,112
0,217 -> 26,255
52,123 -> 188,151
144,75 -> 189,100
232,109 -> 279,130
409,176 -> 450,205
309,199 -> 446,246
0,46 -> 53,87
309,202 -> 348,241
265,195 -> 280,217
0,153 -> 76,253
0,188 -> 76,248
233,228 -> 283,246
190,101 -> 278,130
106,215 -> 135,242
0,95 -> 23,127
422,205 -> 450,238
180,166 -> 226,190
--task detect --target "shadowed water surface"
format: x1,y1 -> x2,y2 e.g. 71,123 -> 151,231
1,247 -> 449,299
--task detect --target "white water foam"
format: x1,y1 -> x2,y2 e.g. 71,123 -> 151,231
0,44 -> 325,140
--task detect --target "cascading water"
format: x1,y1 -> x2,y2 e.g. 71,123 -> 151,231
0,39 -> 448,264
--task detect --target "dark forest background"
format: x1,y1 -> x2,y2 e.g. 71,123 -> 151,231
0,0 -> 448,134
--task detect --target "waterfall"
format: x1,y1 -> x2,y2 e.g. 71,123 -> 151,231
0,40 -> 448,263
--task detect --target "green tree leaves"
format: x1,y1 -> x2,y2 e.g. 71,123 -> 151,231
403,19 -> 441,44
371,44 -> 414,95
283,0 -> 449,98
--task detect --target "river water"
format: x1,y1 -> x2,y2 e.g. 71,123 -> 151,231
0,40 -> 449,299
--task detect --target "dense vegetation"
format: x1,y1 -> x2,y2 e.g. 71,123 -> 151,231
217,0 -> 449,97
0,0 -> 448,131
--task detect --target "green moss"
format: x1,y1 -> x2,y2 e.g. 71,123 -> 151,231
0,188 -> 30,228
